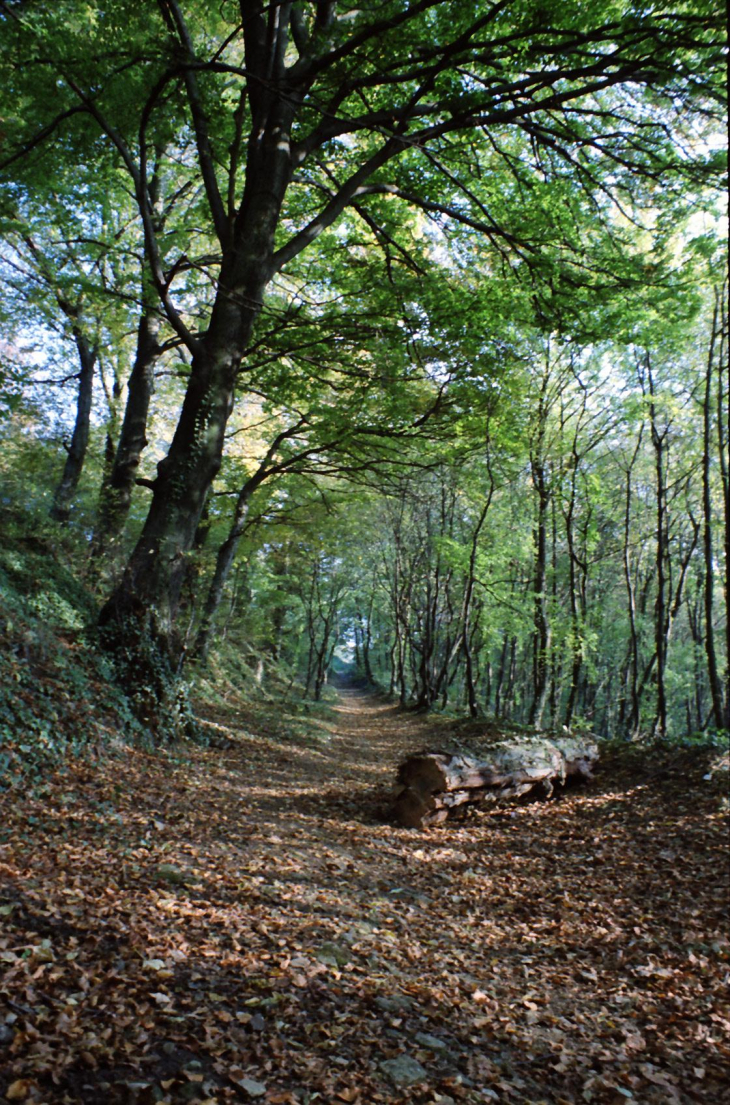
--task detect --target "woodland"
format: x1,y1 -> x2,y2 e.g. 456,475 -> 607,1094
0,2 -> 728,1104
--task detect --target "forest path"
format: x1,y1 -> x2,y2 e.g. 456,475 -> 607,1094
1,687 -> 727,1105
221,684 -> 433,827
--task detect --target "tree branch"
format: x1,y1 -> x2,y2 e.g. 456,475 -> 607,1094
158,0 -> 230,246
270,139 -> 398,273
60,77 -> 203,358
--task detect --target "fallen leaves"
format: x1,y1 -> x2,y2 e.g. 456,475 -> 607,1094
6,1080 -> 34,1102
0,693 -> 728,1104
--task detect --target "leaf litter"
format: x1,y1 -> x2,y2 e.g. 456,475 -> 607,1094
1,689 -> 728,1104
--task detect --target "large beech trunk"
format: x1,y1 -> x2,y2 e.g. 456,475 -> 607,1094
97,82 -> 299,726
100,298 -> 255,630
392,736 -> 598,828
96,255 -> 268,733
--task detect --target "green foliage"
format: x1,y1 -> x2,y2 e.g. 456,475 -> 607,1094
668,728 -> 729,752
0,0 -> 725,752
0,509 -> 145,786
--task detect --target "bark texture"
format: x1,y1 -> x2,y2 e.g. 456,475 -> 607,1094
392,736 -> 599,828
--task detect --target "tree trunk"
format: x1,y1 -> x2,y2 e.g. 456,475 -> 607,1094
529,366 -> 551,727
620,429 -> 644,737
359,597 -> 375,684
701,298 -> 724,728
562,404 -> 588,728
98,76 -> 299,726
97,274 -> 263,727
101,300 -> 253,613
459,454 -> 494,718
530,454 -> 550,726
50,325 -> 97,523
493,632 -> 510,716
92,297 -> 161,558
687,581 -> 706,731
92,161 -> 174,562
192,497 -> 251,662
646,355 -> 670,740
718,288 -> 730,729
504,635 -> 518,718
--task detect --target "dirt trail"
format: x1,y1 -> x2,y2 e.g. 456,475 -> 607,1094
226,686 -> 431,825
1,687 -> 728,1105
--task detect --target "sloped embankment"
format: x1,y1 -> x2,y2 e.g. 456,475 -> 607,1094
0,516 -> 139,784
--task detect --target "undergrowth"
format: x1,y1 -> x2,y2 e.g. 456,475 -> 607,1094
0,508 -> 144,787
190,634 -> 339,749
2,502 -> 725,793
0,503 -> 339,783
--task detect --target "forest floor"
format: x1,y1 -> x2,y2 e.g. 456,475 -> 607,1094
1,685 -> 728,1105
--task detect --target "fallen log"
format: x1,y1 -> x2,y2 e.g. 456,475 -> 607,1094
392,734 -> 598,828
